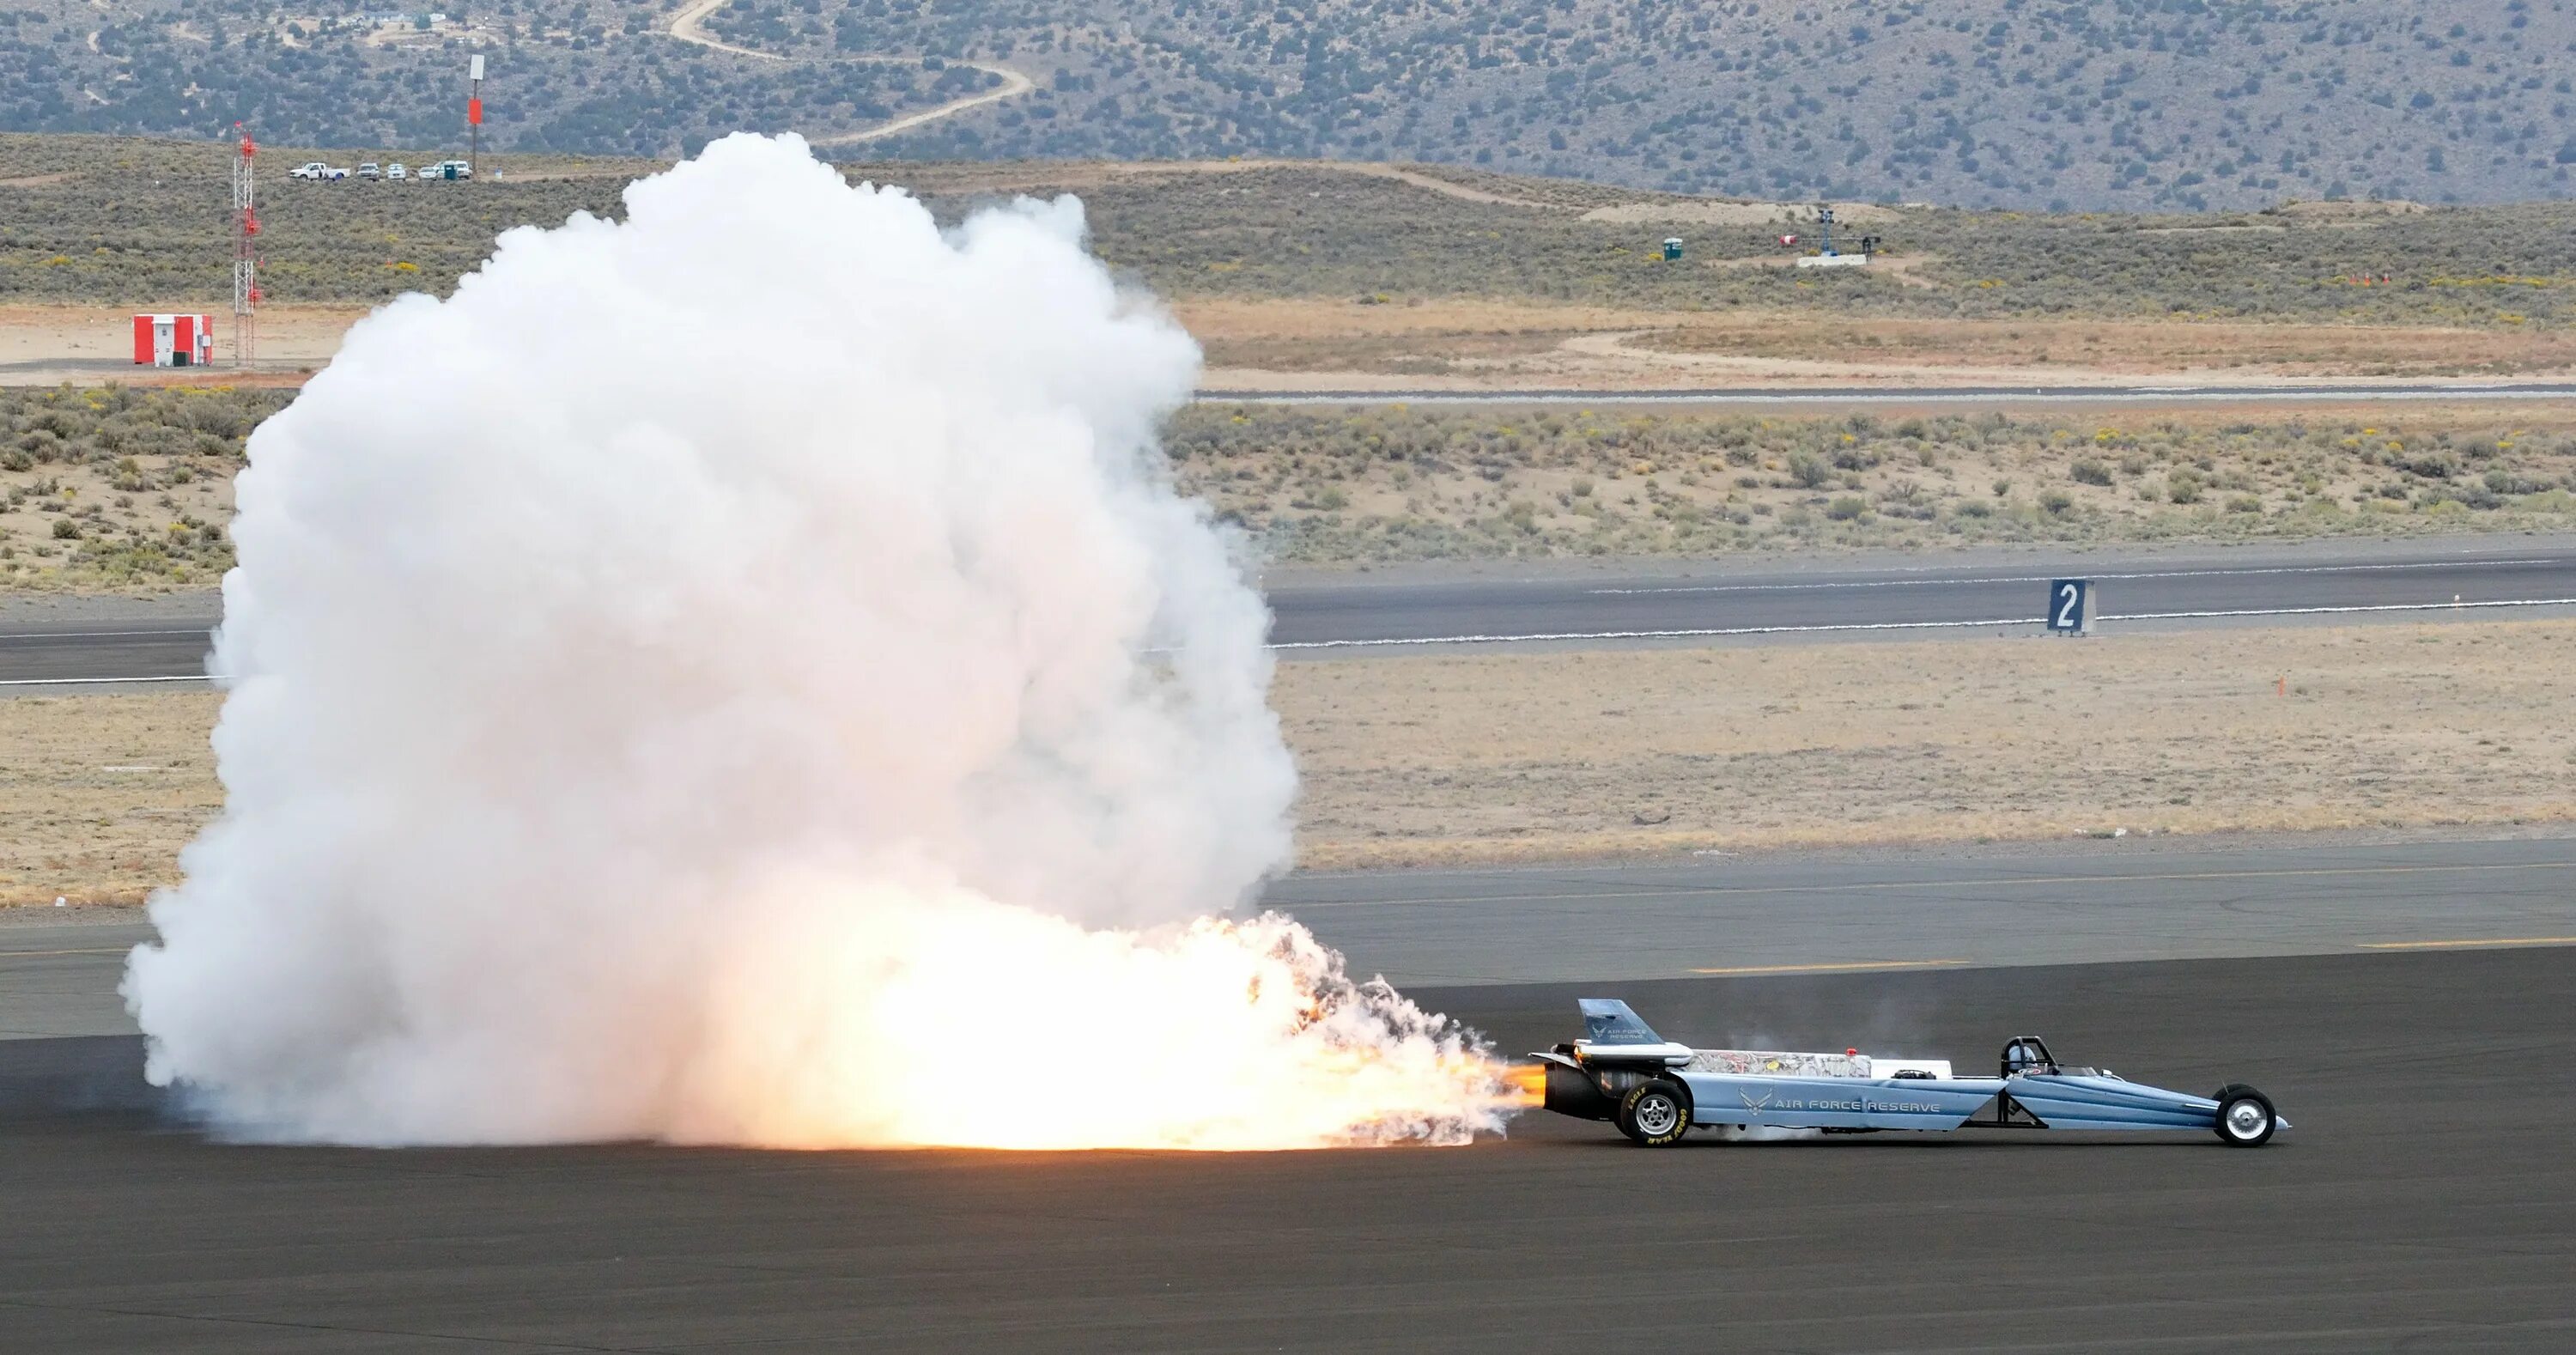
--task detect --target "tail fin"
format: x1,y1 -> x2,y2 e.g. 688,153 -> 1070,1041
1577,999 -> 1667,1046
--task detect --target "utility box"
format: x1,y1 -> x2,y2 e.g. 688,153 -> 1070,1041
1662,238 -> 1684,261
132,313 -> 216,368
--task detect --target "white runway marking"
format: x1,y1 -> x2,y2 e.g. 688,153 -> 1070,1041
1587,557 -> 2565,595
2360,936 -> 2576,951
16,599 -> 2576,674
0,629 -> 211,641
1207,386 -> 2576,407
1269,594 -> 2576,649
1272,615 -> 2038,648
0,674 -> 211,688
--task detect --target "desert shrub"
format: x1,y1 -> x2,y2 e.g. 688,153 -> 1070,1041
1826,495 -> 1869,520
1788,452 -> 1832,489
2071,459 -> 2114,486
2038,489 -> 2075,514
2397,453 -> 2460,479
2485,470 -> 2552,495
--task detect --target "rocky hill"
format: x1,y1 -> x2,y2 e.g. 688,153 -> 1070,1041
9,0 -> 2576,210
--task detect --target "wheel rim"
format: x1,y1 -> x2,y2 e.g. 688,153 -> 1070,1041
1636,1096 -> 1679,1136
2224,1101 -> 2268,1139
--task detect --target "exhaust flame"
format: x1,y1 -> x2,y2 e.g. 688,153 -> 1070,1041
121,133 -> 1514,1149
1495,1062 -> 1549,1109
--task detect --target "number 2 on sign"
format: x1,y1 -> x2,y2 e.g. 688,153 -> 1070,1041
2056,582 -> 2080,629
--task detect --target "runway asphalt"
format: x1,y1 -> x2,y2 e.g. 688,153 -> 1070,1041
1205,381 -> 2576,410
1266,539 -> 2576,648
4,945 -> 2570,1352
10,538 -> 2576,684
14,835 -> 2574,1042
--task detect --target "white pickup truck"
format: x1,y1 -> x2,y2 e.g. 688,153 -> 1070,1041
289,161 -> 349,181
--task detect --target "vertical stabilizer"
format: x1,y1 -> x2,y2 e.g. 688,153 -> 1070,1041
1577,999 -> 1667,1046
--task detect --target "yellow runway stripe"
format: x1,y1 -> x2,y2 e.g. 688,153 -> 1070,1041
1691,959 -> 1967,975
1302,858 -> 2576,909
2360,937 -> 2576,951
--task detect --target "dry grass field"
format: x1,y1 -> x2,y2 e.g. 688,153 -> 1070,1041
0,385 -> 280,590
1284,621 -> 2576,867
11,620 -> 2576,903
11,383 -> 2576,588
15,135 -> 2576,334
1180,402 -> 2576,562
1193,302 -> 2576,387
0,690 -> 220,905
22,297 -> 2576,392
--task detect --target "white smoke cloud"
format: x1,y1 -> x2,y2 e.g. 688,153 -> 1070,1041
123,133 -> 1510,1148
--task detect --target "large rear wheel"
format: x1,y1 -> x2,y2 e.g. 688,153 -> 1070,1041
1616,1081 -> 1690,1147
2210,1084 -> 2277,1147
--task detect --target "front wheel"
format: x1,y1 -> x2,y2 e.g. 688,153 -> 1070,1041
1616,1081 -> 1690,1146
2210,1084 -> 2277,1147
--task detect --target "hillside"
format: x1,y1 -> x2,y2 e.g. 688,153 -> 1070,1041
0,0 -> 991,157
9,0 -> 2576,210
9,135 -> 2576,335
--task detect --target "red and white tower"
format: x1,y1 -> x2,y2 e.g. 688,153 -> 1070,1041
232,125 -> 260,369
467,54 -> 484,177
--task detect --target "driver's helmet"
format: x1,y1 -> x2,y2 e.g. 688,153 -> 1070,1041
2004,1040 -> 2042,1073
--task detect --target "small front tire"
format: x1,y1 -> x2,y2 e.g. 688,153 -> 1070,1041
2211,1084 -> 2277,1147
1616,1081 -> 1690,1147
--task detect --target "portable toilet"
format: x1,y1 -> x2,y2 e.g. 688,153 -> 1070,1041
1662,238 -> 1685,261
132,313 -> 216,368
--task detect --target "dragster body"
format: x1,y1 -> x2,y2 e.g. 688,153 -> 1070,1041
1535,999 -> 2286,1147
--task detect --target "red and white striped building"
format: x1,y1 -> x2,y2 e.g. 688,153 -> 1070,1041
132,313 -> 216,368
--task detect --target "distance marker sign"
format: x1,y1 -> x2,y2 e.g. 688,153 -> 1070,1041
2048,578 -> 2093,634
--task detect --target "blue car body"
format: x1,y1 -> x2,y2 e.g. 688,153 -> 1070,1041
1534,999 -> 2286,1146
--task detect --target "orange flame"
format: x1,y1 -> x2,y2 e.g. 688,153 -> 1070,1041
1496,1061 -> 1548,1109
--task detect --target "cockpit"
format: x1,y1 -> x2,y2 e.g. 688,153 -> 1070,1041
1999,1035 -> 2104,1079
2000,1036 -> 2058,1078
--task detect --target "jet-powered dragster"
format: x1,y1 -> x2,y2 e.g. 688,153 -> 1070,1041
1534,1000 -> 2285,1147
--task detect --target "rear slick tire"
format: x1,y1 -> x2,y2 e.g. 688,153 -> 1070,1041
1616,1081 -> 1690,1147
2210,1084 -> 2276,1147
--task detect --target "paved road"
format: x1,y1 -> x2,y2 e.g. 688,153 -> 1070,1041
1279,834 -> 2576,986
1267,540 -> 2576,648
19,368 -> 2576,403
11,541 -> 2576,683
1208,380 -> 2576,409
16,834 -> 2574,1041
0,618 -> 219,686
4,946 -> 2570,1352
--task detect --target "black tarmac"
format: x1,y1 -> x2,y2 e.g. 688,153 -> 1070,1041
7,947 -> 2572,1352
1208,382 -> 2576,410
12,539 -> 2576,682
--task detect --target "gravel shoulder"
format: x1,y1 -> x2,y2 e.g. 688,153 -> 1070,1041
11,618 -> 2574,902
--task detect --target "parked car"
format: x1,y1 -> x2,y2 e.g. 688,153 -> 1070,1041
386,162 -> 408,181
289,161 -> 336,180
417,159 -> 474,181
356,161 -> 380,179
